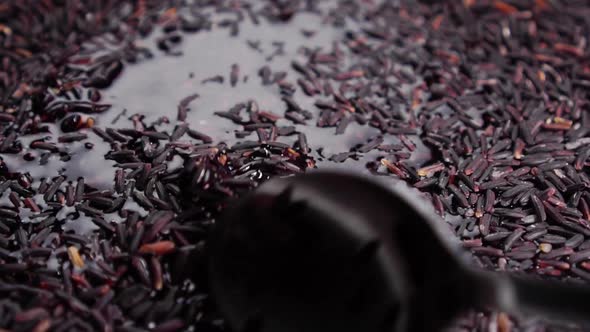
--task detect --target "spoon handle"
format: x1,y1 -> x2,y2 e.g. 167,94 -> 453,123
471,269 -> 590,325
504,273 -> 590,323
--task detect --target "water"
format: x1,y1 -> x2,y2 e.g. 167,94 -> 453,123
6,5 -> 434,234
99,10 -> 387,173
3,123 -> 116,190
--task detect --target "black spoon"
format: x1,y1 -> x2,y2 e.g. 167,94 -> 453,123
208,171 -> 590,332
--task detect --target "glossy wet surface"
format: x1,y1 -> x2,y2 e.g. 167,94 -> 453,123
99,10 -> 396,171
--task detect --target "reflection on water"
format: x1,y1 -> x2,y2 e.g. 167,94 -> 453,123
101,11 -> 385,174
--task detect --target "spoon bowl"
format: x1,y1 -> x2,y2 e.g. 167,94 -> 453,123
209,171 -> 473,331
